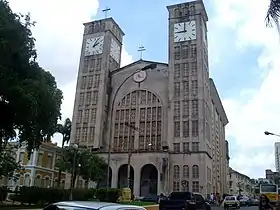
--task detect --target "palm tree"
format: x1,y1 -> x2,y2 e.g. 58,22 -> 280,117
266,0 -> 280,31
56,118 -> 72,187
56,118 -> 72,148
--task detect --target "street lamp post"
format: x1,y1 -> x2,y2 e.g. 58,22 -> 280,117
106,63 -> 157,192
264,131 -> 280,137
69,143 -> 78,201
124,123 -> 151,188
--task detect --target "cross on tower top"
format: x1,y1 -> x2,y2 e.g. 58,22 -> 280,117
138,45 -> 146,60
102,6 -> 111,18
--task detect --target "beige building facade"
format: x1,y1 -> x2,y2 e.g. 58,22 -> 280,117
0,142 -> 68,190
0,142 -> 88,190
210,80 -> 229,195
229,168 -> 253,196
70,0 -> 229,196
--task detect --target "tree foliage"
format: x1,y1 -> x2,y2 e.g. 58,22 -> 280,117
56,118 -> 72,148
0,0 -> 63,153
266,0 -> 280,32
51,118 -> 72,187
0,144 -> 23,179
56,146 -> 107,187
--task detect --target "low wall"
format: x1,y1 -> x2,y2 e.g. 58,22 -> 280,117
144,205 -> 159,210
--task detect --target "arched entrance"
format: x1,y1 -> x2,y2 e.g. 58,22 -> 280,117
140,164 -> 158,196
97,167 -> 112,188
118,164 -> 134,190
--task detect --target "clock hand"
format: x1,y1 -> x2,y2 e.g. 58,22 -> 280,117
177,30 -> 187,33
92,38 -> 100,48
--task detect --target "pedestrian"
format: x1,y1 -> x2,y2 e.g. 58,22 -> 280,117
210,193 -> 214,204
259,194 -> 273,210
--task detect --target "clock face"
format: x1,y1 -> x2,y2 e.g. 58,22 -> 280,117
133,71 -> 147,83
85,36 -> 104,56
174,21 -> 196,42
110,39 -> 121,63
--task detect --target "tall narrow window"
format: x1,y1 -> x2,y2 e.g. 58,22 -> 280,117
191,44 -> 197,58
183,81 -> 189,99
174,165 -> 180,178
183,100 -> 189,118
182,63 -> 189,78
174,46 -> 181,60
183,121 -> 189,137
174,64 -> 180,79
174,82 -> 180,98
191,80 -> 198,96
87,76 -> 93,89
192,120 -> 198,137
182,44 -> 188,59
174,101 -> 180,120
192,99 -> 198,117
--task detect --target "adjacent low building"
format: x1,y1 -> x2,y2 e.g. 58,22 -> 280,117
0,141 -> 86,190
265,169 -> 280,184
229,168 -> 253,196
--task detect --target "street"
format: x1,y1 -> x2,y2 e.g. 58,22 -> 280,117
212,207 -> 258,210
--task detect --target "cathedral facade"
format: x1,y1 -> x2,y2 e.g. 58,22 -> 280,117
70,0 -> 229,196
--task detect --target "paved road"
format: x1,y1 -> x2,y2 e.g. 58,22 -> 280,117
22,206 -> 260,210
212,206 -> 258,210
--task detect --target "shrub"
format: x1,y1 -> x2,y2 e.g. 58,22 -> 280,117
0,186 -> 8,201
19,186 -> 41,205
7,186 -> 121,204
95,188 -> 121,203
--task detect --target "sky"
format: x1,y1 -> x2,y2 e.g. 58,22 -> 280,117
8,0 -> 280,178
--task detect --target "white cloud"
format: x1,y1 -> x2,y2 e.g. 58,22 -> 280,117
9,0 -> 133,146
212,0 -> 280,177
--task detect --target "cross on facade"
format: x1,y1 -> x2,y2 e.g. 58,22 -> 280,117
102,6 -> 111,18
138,45 -> 146,59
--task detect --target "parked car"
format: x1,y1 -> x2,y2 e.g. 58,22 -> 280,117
159,192 -> 211,210
239,197 -> 250,206
140,195 -> 166,203
223,196 -> 240,209
193,193 -> 211,210
43,201 -> 147,210
249,198 -> 259,206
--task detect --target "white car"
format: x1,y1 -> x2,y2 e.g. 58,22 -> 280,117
43,201 -> 147,210
223,196 -> 240,209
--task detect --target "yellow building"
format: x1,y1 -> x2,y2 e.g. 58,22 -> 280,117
0,142 -> 67,189
0,141 -> 89,190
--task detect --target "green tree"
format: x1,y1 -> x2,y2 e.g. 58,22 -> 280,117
0,144 -> 23,179
266,0 -> 280,30
56,146 -> 107,188
79,149 -> 107,186
56,118 -> 72,148
0,0 -> 63,153
56,118 -> 72,187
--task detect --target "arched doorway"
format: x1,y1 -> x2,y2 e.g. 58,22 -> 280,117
97,167 -> 112,188
118,164 -> 134,190
140,164 -> 158,196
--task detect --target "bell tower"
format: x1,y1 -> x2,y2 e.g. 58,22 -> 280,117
70,18 -> 125,149
167,0 -> 211,194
